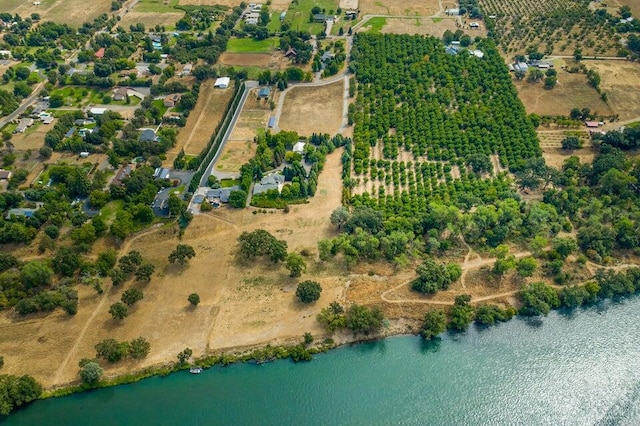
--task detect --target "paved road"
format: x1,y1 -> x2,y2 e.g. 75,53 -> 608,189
0,81 -> 46,128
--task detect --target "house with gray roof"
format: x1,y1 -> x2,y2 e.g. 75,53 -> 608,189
6,208 -> 38,219
206,186 -> 240,203
253,174 -> 285,195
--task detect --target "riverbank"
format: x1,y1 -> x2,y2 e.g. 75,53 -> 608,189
8,296 -> 640,425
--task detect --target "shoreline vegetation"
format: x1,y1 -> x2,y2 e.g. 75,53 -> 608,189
39,274 -> 640,401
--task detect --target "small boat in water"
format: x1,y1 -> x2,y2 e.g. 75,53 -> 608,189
189,367 -> 203,374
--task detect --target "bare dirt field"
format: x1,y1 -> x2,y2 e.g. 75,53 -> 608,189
340,0 -> 358,9
166,80 -> 234,165
279,81 -> 343,135
10,0 -> 112,27
359,0 -> 441,16
514,72 -> 612,117
218,53 -> 273,67
538,129 -> 596,169
215,140 -> 257,173
12,122 -> 50,151
378,17 -> 485,38
120,11 -> 185,29
587,61 -> 640,121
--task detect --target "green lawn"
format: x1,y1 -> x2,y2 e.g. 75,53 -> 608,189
285,0 -> 338,34
220,178 -> 240,188
100,200 -> 125,224
364,17 -> 387,34
135,0 -> 180,13
227,37 -> 280,53
50,86 -> 101,108
152,99 -> 169,116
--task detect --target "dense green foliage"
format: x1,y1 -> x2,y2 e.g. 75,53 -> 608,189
95,337 -> 150,363
79,362 -> 103,386
168,244 -> 196,265
296,280 -> 322,303
0,374 -> 42,415
421,309 -> 447,340
237,230 -> 287,263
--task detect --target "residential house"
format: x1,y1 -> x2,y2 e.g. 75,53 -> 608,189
206,186 -> 240,203
139,128 -> 158,142
313,14 -> 327,23
94,47 -> 105,59
253,174 -> 285,195
258,87 -> 271,99
285,47 -> 297,58
0,170 -> 12,180
163,93 -> 182,107
89,107 -> 108,115
15,118 -> 34,133
64,127 -> 75,138
181,63 -> 193,77
154,167 -> 170,179
112,165 -> 133,186
113,87 -> 129,101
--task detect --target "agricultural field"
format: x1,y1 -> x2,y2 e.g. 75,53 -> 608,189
537,129 -> 595,168
514,71 -> 612,117
282,0 -> 339,34
218,53 -> 274,67
347,33 -> 540,210
8,0 -> 112,27
227,38 -> 281,54
358,0 -> 441,16
167,80 -> 235,165
588,60 -> 640,121
279,80 -> 344,135
120,11 -> 185,29
368,17 -> 485,38
481,0 -> 621,56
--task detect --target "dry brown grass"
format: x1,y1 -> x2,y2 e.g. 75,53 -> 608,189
587,61 -> 640,121
120,11 -> 185,28
359,0 -> 441,16
166,80 -> 234,165
215,140 -> 257,173
10,0 -> 112,28
378,17 -> 486,38
11,122 -> 50,151
618,0 -> 640,15
514,71 -> 612,117
279,80 -> 343,135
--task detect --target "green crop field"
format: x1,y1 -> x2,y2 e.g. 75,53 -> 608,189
227,38 -> 280,53
283,0 -> 338,33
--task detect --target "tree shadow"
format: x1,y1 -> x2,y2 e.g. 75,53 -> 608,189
419,337 -> 442,354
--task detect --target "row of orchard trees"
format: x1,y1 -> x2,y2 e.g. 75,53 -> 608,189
349,34 -> 540,169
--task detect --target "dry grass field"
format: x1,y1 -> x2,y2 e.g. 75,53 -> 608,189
218,53 -> 273,67
166,80 -> 234,166
279,81 -> 344,135
0,149 -> 346,387
587,61 -> 640,121
618,0 -> 640,15
378,17 -> 486,37
538,129 -> 596,169
9,0 -> 112,28
514,72 -> 612,117
359,0 -> 441,16
120,11 -> 185,29
11,122 -> 50,151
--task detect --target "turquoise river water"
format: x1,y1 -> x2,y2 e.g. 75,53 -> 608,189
4,297 -> 640,425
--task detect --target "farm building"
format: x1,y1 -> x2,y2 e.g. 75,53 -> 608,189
585,121 -> 601,128
470,50 -> 484,59
0,170 -> 12,180
292,141 -> 306,154
139,128 -> 158,142
258,87 -> 271,98
181,63 -> 193,77
214,77 -> 231,89
313,14 -> 328,23
285,47 -> 297,58
514,62 -> 529,72
154,167 -> 170,179
253,174 -> 285,195
268,117 -> 276,128
15,118 -> 34,133
445,46 -> 459,55
89,107 -> 108,115
164,93 -> 182,107
446,8 -> 460,15
64,127 -> 75,138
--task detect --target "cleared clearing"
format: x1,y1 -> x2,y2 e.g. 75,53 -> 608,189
378,17 -> 485,37
279,81 -> 344,135
359,0 -> 441,16
167,80 -> 234,166
587,61 -> 640,121
515,72 -> 612,117
120,11 -> 185,28
10,0 -> 112,28
218,53 -> 273,67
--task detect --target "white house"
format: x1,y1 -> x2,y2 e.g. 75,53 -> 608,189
292,141 -> 306,154
214,77 -> 231,89
89,107 -> 108,115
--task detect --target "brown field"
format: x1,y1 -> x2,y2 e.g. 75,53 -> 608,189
214,140 -> 257,173
538,129 -> 596,169
514,71 -> 612,117
279,80 -> 344,135
359,0 -> 441,16
0,148 -> 346,387
120,11 -> 185,28
377,17 -> 486,38
166,80 -> 234,165
10,0 -> 112,28
12,122 -> 49,151
587,61 -> 640,121
218,53 -> 273,67
618,0 -> 640,15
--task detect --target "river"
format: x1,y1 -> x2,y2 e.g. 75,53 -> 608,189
4,297 -> 640,425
